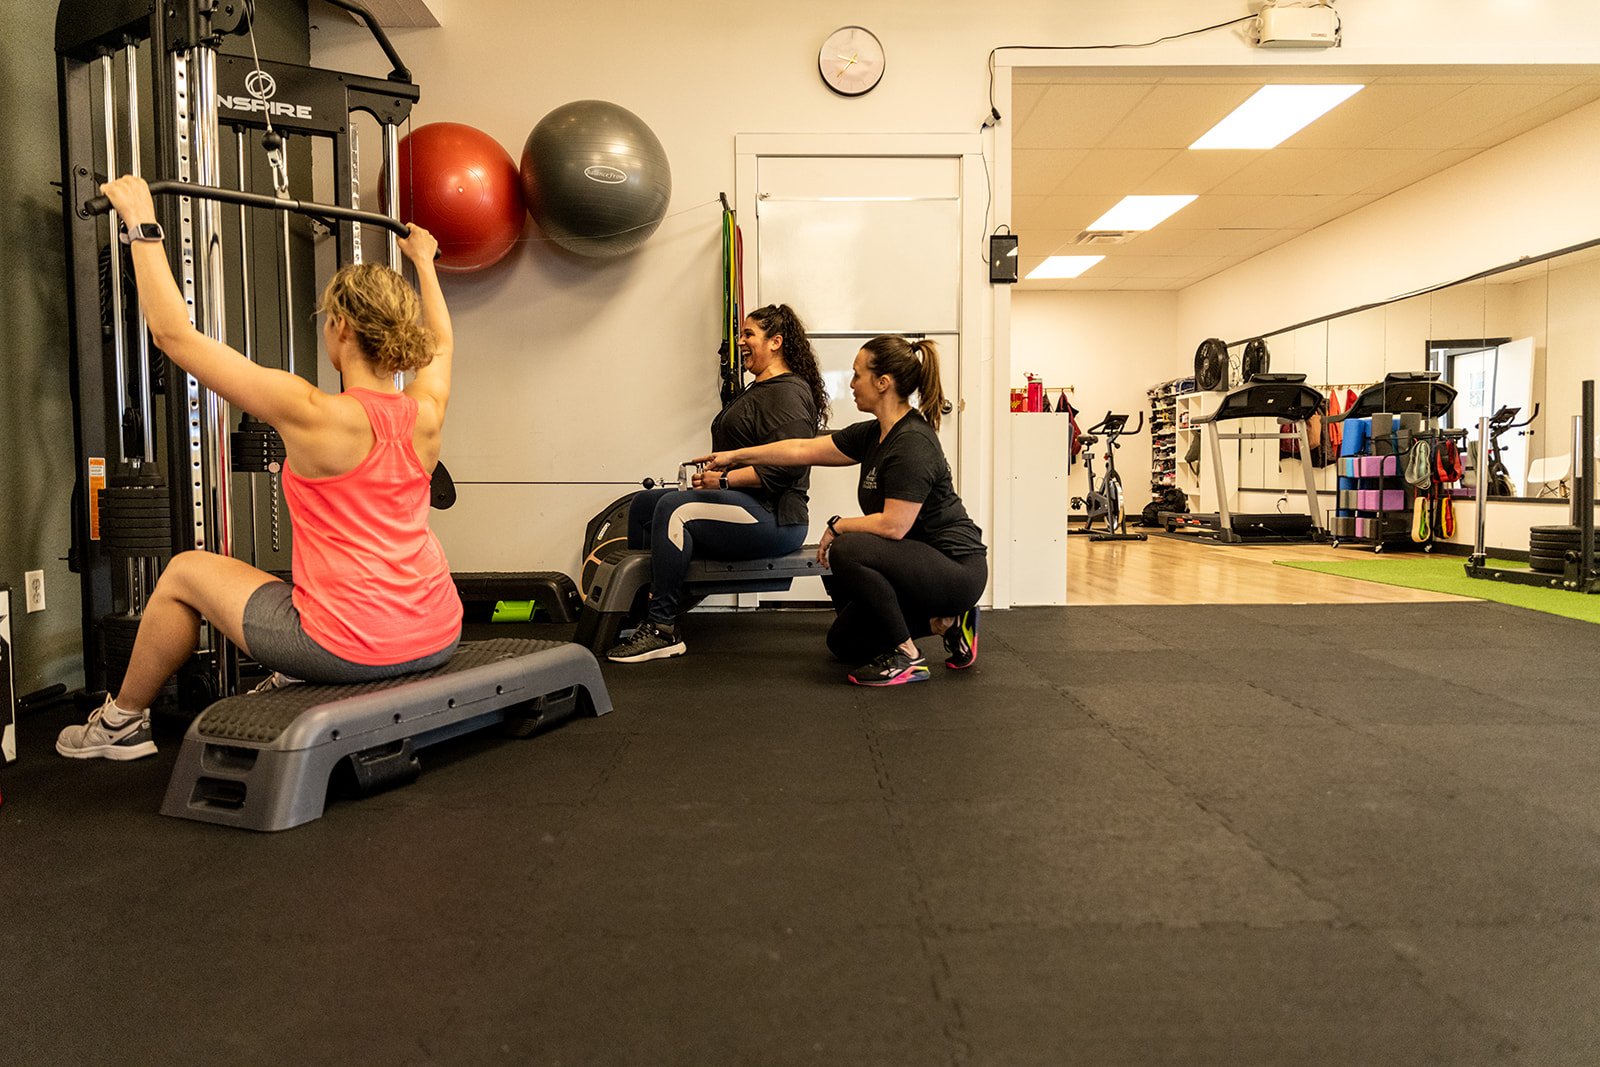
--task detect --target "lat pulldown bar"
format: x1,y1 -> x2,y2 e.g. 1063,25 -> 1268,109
84,179 -> 414,240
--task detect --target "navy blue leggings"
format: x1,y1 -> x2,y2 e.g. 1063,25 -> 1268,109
823,532 -> 988,665
627,488 -> 807,625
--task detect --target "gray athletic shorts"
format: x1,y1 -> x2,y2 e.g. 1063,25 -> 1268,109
242,581 -> 460,684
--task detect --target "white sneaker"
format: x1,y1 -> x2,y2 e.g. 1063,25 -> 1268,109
56,699 -> 157,761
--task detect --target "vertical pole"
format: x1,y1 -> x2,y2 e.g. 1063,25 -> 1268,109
1295,419 -> 1322,532
1206,421 -> 1233,537
1472,416 -> 1490,566
125,42 -> 155,465
1582,381 -> 1595,585
99,52 -> 129,467
383,122 -> 401,269
190,42 -> 236,699
349,125 -> 364,265
279,138 -> 296,378
238,128 -> 260,570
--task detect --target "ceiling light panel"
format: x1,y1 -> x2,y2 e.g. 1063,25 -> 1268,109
1086,194 -> 1197,232
1190,85 -> 1365,150
1025,255 -> 1105,280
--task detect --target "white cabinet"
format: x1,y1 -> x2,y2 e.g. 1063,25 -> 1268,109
1009,415 -> 1069,605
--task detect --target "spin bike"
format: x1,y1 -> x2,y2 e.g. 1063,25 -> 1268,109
1479,403 -> 1540,496
1070,411 -> 1147,542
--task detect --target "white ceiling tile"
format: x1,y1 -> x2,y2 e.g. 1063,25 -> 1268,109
1166,195 -> 1277,228
1011,149 -> 1091,196
1133,151 -> 1257,196
1285,83 -> 1467,150
1015,194 -> 1119,233
1010,83 -> 1049,131
1012,83 -> 1157,149
1370,83 -> 1573,150
1055,149 -> 1179,195
1098,83 -> 1261,149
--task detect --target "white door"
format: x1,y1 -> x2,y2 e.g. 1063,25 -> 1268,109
746,152 -> 965,601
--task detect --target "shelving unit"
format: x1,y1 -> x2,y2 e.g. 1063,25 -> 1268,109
1327,372 -> 1460,552
1147,376 -> 1202,510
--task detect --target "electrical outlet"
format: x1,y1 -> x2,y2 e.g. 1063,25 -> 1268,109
24,570 -> 45,613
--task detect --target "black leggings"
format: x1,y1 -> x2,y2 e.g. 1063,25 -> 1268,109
823,532 -> 988,665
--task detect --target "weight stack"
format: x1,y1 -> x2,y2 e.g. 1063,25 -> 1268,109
98,473 -> 173,561
100,612 -> 142,693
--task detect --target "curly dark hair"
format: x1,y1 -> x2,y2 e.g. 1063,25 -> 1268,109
748,303 -> 829,431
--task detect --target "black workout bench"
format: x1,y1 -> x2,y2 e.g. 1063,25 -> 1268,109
574,547 -> 827,652
161,638 -> 611,831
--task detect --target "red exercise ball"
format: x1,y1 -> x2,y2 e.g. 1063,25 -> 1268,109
382,122 -> 525,273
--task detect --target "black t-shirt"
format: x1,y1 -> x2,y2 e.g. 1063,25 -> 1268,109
830,412 -> 986,558
709,373 -> 818,526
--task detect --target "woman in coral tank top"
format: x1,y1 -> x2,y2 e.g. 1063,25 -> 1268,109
58,176 -> 463,762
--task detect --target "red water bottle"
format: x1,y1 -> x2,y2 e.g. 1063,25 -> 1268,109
1026,373 -> 1044,413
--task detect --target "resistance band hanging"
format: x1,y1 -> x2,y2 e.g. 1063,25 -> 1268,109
718,192 -> 744,405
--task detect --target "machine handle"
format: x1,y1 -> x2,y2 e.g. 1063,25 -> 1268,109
85,179 -> 412,240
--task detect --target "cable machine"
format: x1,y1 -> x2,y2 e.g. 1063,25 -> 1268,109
56,0 -> 419,710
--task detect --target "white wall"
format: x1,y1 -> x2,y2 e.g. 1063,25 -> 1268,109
1010,291 -> 1178,512
309,0 -> 1600,582
1177,98 -> 1600,353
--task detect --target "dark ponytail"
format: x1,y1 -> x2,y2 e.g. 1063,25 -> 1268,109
748,303 -> 829,431
861,334 -> 949,431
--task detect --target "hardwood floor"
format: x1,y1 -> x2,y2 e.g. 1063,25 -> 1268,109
1067,532 -> 1474,606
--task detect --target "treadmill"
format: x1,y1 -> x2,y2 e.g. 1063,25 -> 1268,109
1174,373 -> 1328,543
1330,371 -> 1457,425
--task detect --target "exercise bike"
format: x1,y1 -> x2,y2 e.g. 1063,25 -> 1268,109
1069,411 -> 1148,542
1477,403 -> 1540,496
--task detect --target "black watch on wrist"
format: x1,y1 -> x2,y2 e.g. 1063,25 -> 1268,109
119,221 -> 164,245
719,471 -> 729,490
827,514 -> 842,534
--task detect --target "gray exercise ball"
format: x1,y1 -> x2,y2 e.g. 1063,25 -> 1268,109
519,100 -> 672,258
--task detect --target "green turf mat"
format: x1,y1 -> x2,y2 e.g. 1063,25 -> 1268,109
1275,556 -> 1600,625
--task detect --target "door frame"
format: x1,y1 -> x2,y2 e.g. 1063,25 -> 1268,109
736,132 -> 998,606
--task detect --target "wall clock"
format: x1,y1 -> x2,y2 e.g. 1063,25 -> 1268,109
818,26 -> 885,97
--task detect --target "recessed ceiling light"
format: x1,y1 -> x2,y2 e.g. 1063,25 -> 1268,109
1191,84 -> 1365,149
1086,195 -> 1197,232
1025,255 -> 1104,280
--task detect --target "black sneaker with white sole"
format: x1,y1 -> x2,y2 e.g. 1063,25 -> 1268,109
606,621 -> 687,663
943,605 -> 979,669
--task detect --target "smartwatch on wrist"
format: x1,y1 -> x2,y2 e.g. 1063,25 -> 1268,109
719,471 -> 729,490
827,514 -> 842,534
119,221 -> 165,245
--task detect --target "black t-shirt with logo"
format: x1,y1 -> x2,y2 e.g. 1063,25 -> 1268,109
710,373 -> 818,526
830,412 -> 986,558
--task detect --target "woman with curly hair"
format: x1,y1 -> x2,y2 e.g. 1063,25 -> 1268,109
607,303 -> 827,663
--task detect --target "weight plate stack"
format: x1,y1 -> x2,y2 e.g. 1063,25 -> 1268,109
100,612 -> 142,690
99,475 -> 173,560
230,417 -> 286,473
1528,525 -> 1598,574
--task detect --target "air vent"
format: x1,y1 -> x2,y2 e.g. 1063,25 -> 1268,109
1072,230 -> 1135,246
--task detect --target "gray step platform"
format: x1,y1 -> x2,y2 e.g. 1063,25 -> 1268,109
161,638 -> 611,832
574,547 -> 827,652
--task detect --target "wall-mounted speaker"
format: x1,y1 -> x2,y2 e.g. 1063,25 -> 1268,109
989,234 -> 1019,284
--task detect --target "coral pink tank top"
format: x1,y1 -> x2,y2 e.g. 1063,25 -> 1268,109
281,389 -> 462,664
